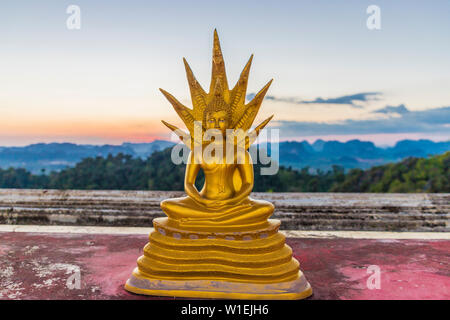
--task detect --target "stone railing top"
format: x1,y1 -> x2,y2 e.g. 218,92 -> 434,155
0,188 -> 448,206
0,189 -> 449,232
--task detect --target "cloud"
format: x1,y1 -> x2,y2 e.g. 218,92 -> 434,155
246,92 -> 381,108
300,92 -> 382,106
274,105 -> 450,137
372,104 -> 410,115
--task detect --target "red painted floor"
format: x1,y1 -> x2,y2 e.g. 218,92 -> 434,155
0,231 -> 449,300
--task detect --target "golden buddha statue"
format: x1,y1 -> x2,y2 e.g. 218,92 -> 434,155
125,30 -> 312,299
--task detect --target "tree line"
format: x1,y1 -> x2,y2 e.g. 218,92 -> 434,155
0,148 -> 448,193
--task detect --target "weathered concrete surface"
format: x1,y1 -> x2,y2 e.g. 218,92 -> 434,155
0,230 -> 448,300
2,224 -> 450,239
0,189 -> 448,231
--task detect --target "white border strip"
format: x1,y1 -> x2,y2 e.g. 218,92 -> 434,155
0,225 -> 152,235
0,225 -> 448,239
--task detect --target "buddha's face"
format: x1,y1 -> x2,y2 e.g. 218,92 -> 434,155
205,110 -> 229,136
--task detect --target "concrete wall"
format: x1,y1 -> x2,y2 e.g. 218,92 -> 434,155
0,189 -> 448,232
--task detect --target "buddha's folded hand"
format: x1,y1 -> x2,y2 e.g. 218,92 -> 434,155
207,199 -> 228,208
205,197 -> 249,208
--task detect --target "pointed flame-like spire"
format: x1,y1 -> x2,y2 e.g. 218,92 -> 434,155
160,29 -> 274,149
230,54 -> 253,125
159,88 -> 195,134
210,29 -> 229,94
250,79 -> 273,106
183,57 -> 207,120
234,79 -> 273,131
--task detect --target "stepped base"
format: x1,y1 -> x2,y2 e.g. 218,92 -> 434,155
125,268 -> 312,300
125,217 -> 312,300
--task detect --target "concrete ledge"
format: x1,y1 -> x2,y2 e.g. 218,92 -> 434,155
0,228 -> 448,300
0,224 -> 449,239
0,189 -> 449,232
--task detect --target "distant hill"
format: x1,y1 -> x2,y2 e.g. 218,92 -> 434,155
0,139 -> 448,173
0,140 -> 175,173
274,139 -> 450,171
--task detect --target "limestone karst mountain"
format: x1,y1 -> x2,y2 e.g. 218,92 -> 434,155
0,139 -> 448,173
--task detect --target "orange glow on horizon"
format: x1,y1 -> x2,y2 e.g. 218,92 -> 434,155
0,117 -> 182,146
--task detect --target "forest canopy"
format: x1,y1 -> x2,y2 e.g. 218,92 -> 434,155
0,149 -> 448,193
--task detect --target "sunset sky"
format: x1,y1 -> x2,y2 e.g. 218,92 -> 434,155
1,0 -> 449,146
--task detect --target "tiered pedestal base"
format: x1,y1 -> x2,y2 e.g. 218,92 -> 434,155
125,218 -> 312,300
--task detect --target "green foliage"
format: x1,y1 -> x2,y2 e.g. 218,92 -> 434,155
0,150 -> 448,193
46,149 -> 187,191
330,152 -> 449,192
0,167 -> 49,189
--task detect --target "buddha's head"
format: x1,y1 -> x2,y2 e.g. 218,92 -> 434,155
204,95 -> 231,137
